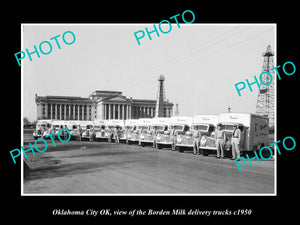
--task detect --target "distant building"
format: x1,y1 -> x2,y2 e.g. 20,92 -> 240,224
35,90 -> 173,120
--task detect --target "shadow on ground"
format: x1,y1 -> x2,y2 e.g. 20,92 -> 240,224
26,159 -> 138,181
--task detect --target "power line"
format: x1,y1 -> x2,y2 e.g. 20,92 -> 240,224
164,27 -> 274,73
150,26 -> 254,73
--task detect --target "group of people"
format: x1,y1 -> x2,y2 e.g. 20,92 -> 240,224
192,123 -> 241,160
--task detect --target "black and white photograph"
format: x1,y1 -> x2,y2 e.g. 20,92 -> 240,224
21,23 -> 276,195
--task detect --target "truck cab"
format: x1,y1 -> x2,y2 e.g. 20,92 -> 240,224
33,120 -> 52,139
128,118 -> 152,145
80,121 -> 94,141
140,117 -> 170,147
124,119 -> 138,144
107,120 -> 125,143
95,120 -> 110,142
67,120 -> 81,141
174,123 -> 193,152
50,120 -> 66,140
156,116 -> 192,150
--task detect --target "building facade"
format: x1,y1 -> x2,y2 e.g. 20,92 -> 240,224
35,90 -> 173,120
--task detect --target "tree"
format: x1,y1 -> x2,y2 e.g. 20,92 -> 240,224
23,117 -> 30,125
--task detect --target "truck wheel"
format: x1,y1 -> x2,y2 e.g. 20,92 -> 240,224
128,141 -> 132,145
178,147 -> 184,153
141,142 -> 145,147
202,149 -> 209,156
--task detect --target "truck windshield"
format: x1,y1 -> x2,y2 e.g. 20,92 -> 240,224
172,125 -> 184,131
125,126 -> 134,130
192,125 -> 208,131
137,126 -> 149,130
152,125 -> 165,131
36,124 -> 46,129
221,124 -> 236,131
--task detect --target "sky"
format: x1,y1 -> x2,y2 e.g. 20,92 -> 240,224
22,23 -> 275,122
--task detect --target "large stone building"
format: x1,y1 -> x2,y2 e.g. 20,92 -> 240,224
35,90 -> 173,120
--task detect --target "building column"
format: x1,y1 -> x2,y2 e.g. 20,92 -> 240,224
58,104 -> 61,120
86,105 -> 89,120
68,104 -> 71,119
54,104 -> 57,120
108,104 -> 111,120
129,105 -> 132,119
54,104 -> 57,119
77,105 -> 80,120
64,105 -> 67,120
82,105 -> 85,120
112,104 -> 116,119
73,105 -> 76,120
50,104 -> 53,119
102,103 -> 105,120
117,104 -> 120,119
122,104 -> 125,120
45,103 -> 48,119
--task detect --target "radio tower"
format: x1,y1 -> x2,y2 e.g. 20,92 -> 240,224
174,103 -> 179,116
256,45 -> 275,128
155,74 -> 166,117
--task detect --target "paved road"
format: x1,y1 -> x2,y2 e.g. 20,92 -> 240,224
23,140 -> 274,194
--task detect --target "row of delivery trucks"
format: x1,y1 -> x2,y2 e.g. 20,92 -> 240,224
32,113 -> 269,156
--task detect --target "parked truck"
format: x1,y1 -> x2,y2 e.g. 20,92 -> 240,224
175,115 -> 218,153
33,119 -> 52,139
93,119 -> 105,142
65,120 -> 81,140
107,119 -> 125,143
128,118 -> 152,145
80,120 -> 95,141
139,117 -> 170,147
124,119 -> 138,143
172,116 -> 193,152
200,113 -> 269,156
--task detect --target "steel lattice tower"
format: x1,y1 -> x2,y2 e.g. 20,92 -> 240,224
174,103 -> 179,116
155,74 -> 166,117
256,45 -> 275,128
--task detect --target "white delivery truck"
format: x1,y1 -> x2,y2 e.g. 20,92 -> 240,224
176,114 -> 219,153
80,120 -> 94,141
155,116 -> 192,150
172,116 -> 193,152
192,115 -> 219,155
33,119 -> 52,139
201,113 -> 269,156
140,117 -> 170,147
128,118 -> 152,145
51,120 -> 67,140
65,120 -> 81,140
95,120 -> 112,142
124,119 -> 138,143
106,119 -> 125,143
94,119 -> 106,142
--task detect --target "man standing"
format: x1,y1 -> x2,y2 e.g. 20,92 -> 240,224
115,126 -> 120,144
192,127 -> 201,155
215,123 -> 226,159
231,124 -> 241,160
